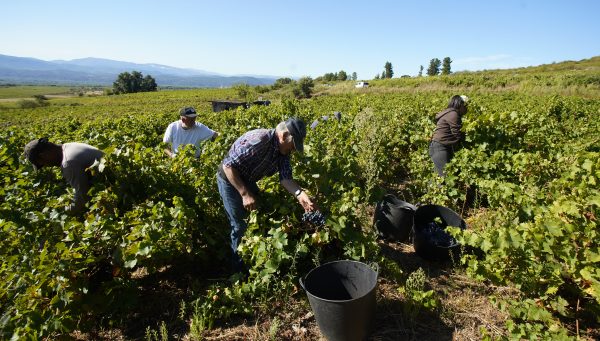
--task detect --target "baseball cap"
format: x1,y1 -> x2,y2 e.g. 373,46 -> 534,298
285,117 -> 306,153
179,107 -> 198,117
23,137 -> 48,170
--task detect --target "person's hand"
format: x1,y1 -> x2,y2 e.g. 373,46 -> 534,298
297,191 -> 318,212
242,192 -> 257,211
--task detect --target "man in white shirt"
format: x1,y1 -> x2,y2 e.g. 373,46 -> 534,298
163,106 -> 219,158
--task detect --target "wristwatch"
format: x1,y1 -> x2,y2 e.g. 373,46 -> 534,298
294,189 -> 303,197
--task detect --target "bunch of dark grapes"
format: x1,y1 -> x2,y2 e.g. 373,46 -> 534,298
302,210 -> 326,227
422,222 -> 457,247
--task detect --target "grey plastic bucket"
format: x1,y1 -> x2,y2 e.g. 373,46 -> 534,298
300,260 -> 378,341
374,194 -> 417,242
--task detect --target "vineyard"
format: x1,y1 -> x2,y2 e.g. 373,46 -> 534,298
1,59 -> 599,340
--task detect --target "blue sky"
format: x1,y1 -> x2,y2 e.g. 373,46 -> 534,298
1,0 -> 598,79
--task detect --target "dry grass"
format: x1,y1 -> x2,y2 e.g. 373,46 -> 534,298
374,241 -> 511,341
313,78 -> 600,99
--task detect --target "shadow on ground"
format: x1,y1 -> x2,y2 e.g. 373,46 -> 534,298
369,240 -> 457,341
73,255 -> 230,340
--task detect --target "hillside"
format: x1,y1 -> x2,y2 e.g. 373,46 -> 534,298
0,54 -> 277,87
320,56 -> 600,98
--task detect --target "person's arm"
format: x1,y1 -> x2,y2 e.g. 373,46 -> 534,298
195,123 -> 218,142
446,111 -> 463,143
163,123 -> 175,157
223,165 -> 258,211
280,179 -> 317,212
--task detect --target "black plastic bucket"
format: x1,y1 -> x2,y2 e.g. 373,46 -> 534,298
373,194 -> 417,242
300,260 -> 378,341
412,205 -> 466,261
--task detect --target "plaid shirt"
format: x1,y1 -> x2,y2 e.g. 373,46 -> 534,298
222,128 -> 292,183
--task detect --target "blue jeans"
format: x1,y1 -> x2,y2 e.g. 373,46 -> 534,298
216,172 -> 259,273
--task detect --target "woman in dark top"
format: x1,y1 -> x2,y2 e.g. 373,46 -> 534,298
429,95 -> 469,176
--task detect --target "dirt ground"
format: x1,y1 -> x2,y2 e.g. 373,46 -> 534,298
70,238 -> 517,341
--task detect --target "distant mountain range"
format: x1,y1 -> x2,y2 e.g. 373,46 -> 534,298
0,54 -> 278,87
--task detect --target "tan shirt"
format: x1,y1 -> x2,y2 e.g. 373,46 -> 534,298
61,143 -> 104,213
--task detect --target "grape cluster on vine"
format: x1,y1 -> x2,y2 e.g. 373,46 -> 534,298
302,210 -> 326,227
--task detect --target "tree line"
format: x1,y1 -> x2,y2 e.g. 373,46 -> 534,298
110,56 -> 454,97
315,70 -> 358,82
373,58 -> 453,79
424,57 -> 452,76
312,56 -> 454,83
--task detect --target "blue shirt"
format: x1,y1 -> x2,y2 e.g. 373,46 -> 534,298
222,128 -> 292,183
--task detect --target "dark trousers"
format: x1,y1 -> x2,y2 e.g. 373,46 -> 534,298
429,141 -> 454,177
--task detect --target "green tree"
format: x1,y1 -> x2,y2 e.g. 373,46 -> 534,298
272,77 -> 293,90
130,71 -> 143,92
113,71 -> 157,94
141,75 -> 158,92
384,61 -> 393,78
276,77 -> 292,85
293,76 -> 314,98
113,72 -> 132,94
418,65 -> 424,77
427,58 -> 441,76
337,70 -> 348,81
233,83 -> 251,100
441,57 -> 452,75
351,72 -> 357,81
322,73 -> 336,82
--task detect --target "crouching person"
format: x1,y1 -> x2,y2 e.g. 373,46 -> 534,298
24,138 -> 104,215
217,118 -> 317,274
